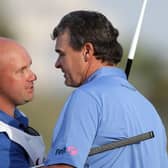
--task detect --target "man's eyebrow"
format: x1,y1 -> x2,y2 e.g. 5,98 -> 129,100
55,49 -> 65,55
55,48 -> 61,53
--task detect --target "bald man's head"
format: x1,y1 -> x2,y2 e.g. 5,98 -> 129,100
0,37 -> 30,69
0,37 -> 37,116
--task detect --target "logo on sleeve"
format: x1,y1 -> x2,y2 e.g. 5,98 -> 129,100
55,146 -> 78,156
55,147 -> 66,155
67,146 -> 78,156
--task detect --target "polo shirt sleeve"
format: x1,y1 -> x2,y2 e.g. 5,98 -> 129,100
45,89 -> 101,167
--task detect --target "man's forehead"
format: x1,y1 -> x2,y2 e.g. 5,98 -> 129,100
0,43 -> 31,69
55,32 -> 70,52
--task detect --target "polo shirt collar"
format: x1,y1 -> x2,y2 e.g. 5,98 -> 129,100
85,67 -> 126,84
0,108 -> 28,129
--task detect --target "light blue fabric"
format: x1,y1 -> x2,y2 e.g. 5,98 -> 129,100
0,108 -> 29,168
46,67 -> 168,168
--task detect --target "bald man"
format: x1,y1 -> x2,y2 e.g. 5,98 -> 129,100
0,37 -> 45,168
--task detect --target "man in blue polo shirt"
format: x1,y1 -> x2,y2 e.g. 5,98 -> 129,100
44,11 -> 168,168
0,37 -> 45,167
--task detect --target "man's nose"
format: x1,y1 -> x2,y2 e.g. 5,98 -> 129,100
29,70 -> 37,81
55,59 -> 61,69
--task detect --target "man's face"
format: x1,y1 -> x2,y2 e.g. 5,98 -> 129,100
0,49 -> 37,106
55,31 -> 87,87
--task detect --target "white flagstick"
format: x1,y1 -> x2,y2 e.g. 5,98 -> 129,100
125,0 -> 148,78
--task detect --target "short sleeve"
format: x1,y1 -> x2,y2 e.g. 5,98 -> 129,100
45,89 -> 101,167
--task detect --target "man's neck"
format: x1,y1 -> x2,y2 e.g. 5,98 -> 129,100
0,98 -> 15,117
86,60 -> 116,80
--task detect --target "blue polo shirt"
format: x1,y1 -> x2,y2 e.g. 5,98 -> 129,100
45,67 -> 168,167
0,108 -> 30,168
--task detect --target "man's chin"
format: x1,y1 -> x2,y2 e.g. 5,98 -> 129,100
24,99 -> 31,103
21,97 -> 33,104
65,81 -> 81,88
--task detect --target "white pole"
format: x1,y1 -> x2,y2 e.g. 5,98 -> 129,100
125,0 -> 148,78
128,0 -> 148,60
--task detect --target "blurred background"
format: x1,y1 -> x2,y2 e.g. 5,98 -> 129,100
0,0 -> 167,151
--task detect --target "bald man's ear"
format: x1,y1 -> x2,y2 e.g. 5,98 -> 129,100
83,42 -> 94,62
